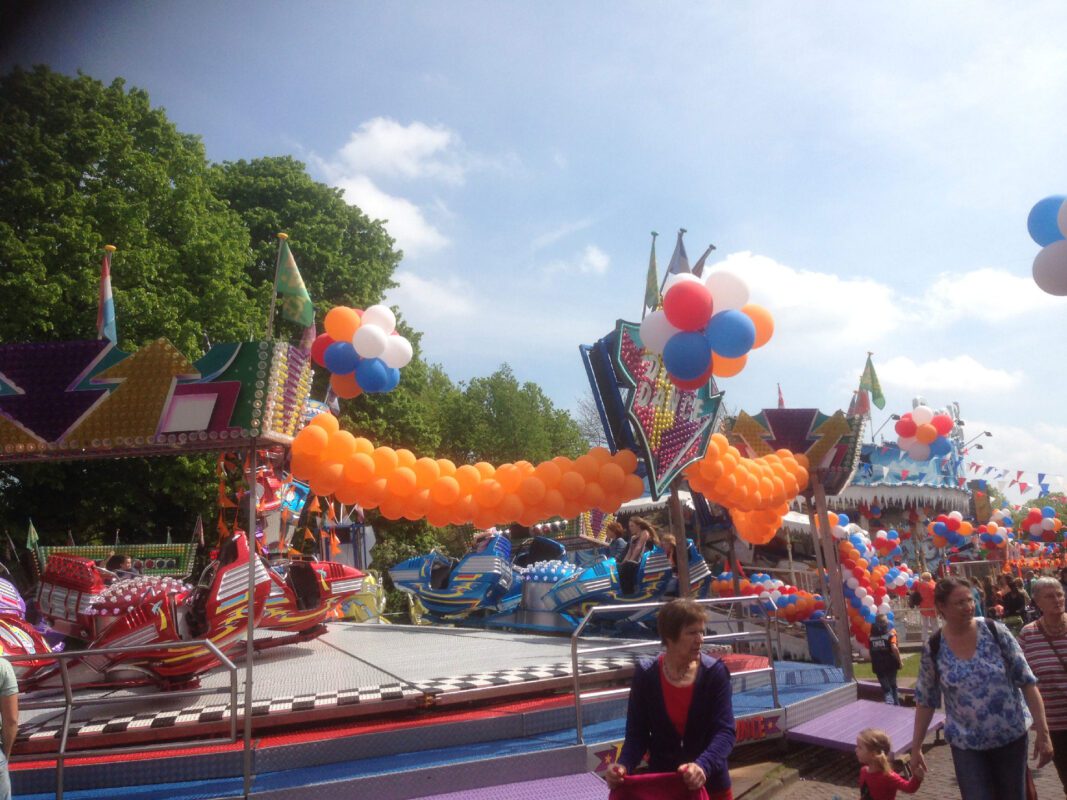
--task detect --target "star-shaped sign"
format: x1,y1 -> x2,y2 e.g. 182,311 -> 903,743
611,321 -> 723,500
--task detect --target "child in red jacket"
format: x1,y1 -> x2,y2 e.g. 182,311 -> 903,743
856,728 -> 924,800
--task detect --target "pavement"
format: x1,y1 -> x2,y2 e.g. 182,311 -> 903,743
730,730 -> 1063,799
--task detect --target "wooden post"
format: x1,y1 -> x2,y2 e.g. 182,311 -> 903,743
668,480 -> 691,596
806,500 -> 828,596
812,474 -> 855,680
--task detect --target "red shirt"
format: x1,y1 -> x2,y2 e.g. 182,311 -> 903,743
859,766 -> 922,799
659,655 -> 695,736
917,580 -> 936,617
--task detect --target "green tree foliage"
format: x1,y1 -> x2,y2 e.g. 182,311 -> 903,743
0,67 -> 257,351
208,156 -> 399,341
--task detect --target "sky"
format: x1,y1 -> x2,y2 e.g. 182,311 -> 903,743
4,1 -> 1067,502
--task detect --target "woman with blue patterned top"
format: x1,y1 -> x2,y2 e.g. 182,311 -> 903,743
909,576 -> 1053,799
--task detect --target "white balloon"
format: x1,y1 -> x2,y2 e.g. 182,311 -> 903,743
948,511 -> 963,522
382,335 -> 413,368
1042,517 -> 1055,531
856,587 -> 868,599
353,324 -> 388,358
362,304 -> 397,334
846,577 -> 859,589
662,272 -> 701,293
1033,240 -> 1067,296
898,435 -> 916,450
704,271 -> 750,311
639,310 -> 679,355
770,590 -> 781,602
878,603 -> 892,614
911,405 -> 934,425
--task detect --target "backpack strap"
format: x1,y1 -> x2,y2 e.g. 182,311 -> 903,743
930,618 -> 1010,686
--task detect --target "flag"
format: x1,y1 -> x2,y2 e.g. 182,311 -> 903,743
26,519 -> 39,552
642,231 -> 659,317
777,383 -> 785,409
330,531 -> 341,556
67,530 -> 75,547
858,354 -> 885,410
275,237 -> 314,327
165,528 -> 172,545
192,514 -> 205,546
97,245 -> 118,344
298,320 -> 317,354
691,244 -> 716,279
849,389 -> 870,418
114,529 -> 120,546
660,229 -> 690,289
304,527 -> 316,543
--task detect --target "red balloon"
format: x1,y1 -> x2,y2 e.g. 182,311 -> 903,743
931,414 -> 953,436
894,417 -> 917,438
311,334 -> 335,368
663,281 -> 714,332
671,361 -> 715,391
946,517 -> 960,531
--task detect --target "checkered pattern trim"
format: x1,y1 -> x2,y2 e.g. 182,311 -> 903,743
415,656 -> 636,694
22,684 -> 423,742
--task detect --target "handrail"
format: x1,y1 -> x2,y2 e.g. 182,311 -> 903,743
7,638 -> 241,800
570,596 -> 781,744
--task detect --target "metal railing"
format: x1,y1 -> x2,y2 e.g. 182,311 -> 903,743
8,639 -> 241,800
570,596 -> 781,744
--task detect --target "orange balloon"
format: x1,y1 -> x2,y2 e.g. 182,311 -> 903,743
474,479 -> 504,508
559,471 -> 586,500
474,461 -> 496,479
711,353 -> 747,378
330,372 -> 363,400
497,493 -> 524,523
310,462 -> 344,497
519,476 -> 547,506
387,466 -> 417,497
334,482 -> 362,505
622,474 -> 645,500
292,425 -> 329,458
325,431 -> 358,462
396,449 -> 416,469
343,452 -> 376,483
455,464 -> 482,495
589,447 -> 612,465
413,457 -> 440,489
353,436 -> 374,456
372,447 -> 399,477
324,306 -> 361,342
573,454 -> 600,481
533,461 -> 562,489
741,304 -> 774,349
430,476 -> 461,505
309,413 -> 340,435
359,478 -> 388,508
582,482 -> 606,509
614,449 -> 638,472
599,462 -> 625,492
495,464 -> 521,492
436,459 -> 457,478
542,489 -> 565,517
914,423 -> 937,444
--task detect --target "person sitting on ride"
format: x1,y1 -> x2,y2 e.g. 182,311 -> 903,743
619,516 -> 657,595
606,521 -> 629,563
606,598 -> 735,799
104,554 -> 139,582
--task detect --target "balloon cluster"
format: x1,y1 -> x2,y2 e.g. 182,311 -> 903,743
1021,505 -> 1063,543
710,572 -> 824,623
311,305 -> 414,398
871,528 -> 903,558
290,414 -> 645,528
977,508 -> 1013,552
517,560 -> 577,584
927,510 -> 974,548
835,520 -> 915,650
639,272 -> 774,388
684,433 -> 810,544
1028,195 -> 1067,296
894,405 -> 955,461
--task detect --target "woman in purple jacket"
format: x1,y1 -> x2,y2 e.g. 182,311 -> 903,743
606,599 -> 736,798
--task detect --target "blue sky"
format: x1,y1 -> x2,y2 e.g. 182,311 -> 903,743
5,1 -> 1067,500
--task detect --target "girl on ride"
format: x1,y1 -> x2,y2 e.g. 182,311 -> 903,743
910,576 -> 1053,800
606,598 -> 735,799
619,517 -> 657,596
856,727 -> 923,799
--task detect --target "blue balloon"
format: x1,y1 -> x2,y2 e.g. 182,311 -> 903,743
663,331 -> 712,379
933,521 -> 947,536
887,529 -> 899,540
381,366 -> 401,393
1043,506 -> 1056,518
929,436 -> 952,457
838,514 -> 851,526
323,341 -> 360,374
704,309 -> 756,358
1028,196 -> 1067,247
355,357 -> 389,392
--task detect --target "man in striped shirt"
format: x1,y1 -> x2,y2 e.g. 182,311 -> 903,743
1019,576 -> 1067,794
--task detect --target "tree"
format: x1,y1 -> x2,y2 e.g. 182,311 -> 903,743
574,392 -> 608,448
208,156 -> 400,341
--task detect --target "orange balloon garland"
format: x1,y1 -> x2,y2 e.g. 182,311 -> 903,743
291,414 -> 646,526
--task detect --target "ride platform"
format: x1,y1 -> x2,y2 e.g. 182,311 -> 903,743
14,622 -> 854,799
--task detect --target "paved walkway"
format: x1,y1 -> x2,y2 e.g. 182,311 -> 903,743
732,731 -> 1063,799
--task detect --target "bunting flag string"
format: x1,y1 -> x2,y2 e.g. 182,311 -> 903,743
965,459 -> 1066,497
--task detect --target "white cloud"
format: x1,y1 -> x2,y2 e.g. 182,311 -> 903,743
334,117 -> 466,184
918,267 -> 1060,323
542,244 -> 611,276
877,354 -> 1022,394
333,174 -> 449,257
386,270 -> 476,321
530,219 -> 594,251
963,420 -> 1067,500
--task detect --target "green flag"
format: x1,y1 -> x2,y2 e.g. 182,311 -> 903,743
859,354 -> 885,410
643,231 -> 659,317
276,239 -> 315,327
26,519 -> 38,551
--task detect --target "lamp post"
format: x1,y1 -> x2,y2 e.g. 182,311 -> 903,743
870,414 -> 901,443
962,430 -> 993,450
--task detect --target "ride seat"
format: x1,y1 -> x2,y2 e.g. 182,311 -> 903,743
430,557 -> 458,590
287,561 -> 322,611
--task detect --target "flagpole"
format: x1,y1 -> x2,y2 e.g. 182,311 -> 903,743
265,233 -> 288,341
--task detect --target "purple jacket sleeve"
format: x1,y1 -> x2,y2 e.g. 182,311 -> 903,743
693,660 -> 735,779
618,663 -> 652,772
